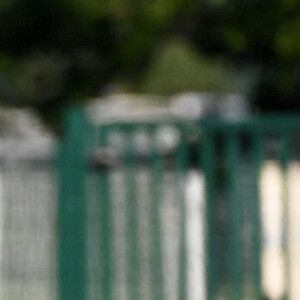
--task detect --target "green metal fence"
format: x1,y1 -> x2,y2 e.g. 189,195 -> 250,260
58,107 -> 300,300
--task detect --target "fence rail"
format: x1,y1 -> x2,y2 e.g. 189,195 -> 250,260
2,107 -> 300,300
57,108 -> 300,300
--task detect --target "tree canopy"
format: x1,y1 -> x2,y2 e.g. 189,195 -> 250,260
139,39 -> 237,95
187,0 -> 300,111
1,0 -> 300,127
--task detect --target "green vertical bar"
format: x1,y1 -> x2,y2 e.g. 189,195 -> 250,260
149,126 -> 165,300
98,126 -> 113,300
279,133 -> 291,300
279,133 -> 290,171
124,127 -> 140,300
58,106 -> 87,300
224,130 -> 243,300
201,126 -> 217,300
249,132 -> 264,299
176,125 -> 188,300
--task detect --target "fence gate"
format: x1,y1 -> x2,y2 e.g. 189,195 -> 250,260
58,107 -> 300,300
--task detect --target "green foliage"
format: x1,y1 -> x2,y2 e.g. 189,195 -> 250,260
139,39 -> 236,95
0,0 -> 185,121
16,53 -> 67,104
1,0 -> 300,127
181,0 -> 300,111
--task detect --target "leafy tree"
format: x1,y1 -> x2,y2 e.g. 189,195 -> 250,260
0,0 -> 185,126
0,0 -> 113,126
1,0 -> 300,129
187,0 -> 300,112
138,39 -> 237,95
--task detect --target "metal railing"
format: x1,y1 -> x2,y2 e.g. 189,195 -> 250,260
58,108 -> 300,300
3,107 -> 300,300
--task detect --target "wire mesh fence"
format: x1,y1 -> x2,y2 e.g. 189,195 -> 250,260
83,127 -> 206,300
0,137 -> 57,300
2,108 -> 300,300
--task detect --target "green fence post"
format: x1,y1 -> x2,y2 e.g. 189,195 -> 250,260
177,125 -> 188,300
201,126 -> 217,300
149,126 -> 165,300
224,130 -> 243,300
124,127 -> 140,300
279,133 -> 291,300
57,106 -> 87,300
250,132 -> 264,299
97,126 -> 113,300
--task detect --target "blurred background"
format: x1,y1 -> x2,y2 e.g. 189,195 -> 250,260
1,0 -> 300,300
1,0 -> 300,126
